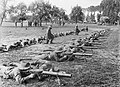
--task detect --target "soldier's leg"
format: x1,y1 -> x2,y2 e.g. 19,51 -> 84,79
57,55 -> 68,62
46,39 -> 49,44
15,73 -> 35,84
50,37 -> 54,44
50,39 -> 53,44
79,47 -> 86,52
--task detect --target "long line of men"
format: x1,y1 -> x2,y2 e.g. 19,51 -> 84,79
0,30 -> 75,52
0,28 -> 110,52
35,28 -> 111,62
0,28 -> 111,84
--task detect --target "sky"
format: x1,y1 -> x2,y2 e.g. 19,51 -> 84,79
1,0 -> 102,14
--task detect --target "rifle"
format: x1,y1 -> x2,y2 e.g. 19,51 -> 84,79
28,69 -> 72,77
37,51 -> 92,56
69,45 -> 83,48
69,45 -> 104,49
63,52 -> 93,56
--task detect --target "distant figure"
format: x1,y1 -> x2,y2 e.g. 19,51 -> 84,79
34,20 -> 37,27
21,21 -> 23,27
46,25 -> 54,44
15,20 -> 17,27
75,25 -> 80,35
62,21 -> 65,26
28,21 -> 32,27
86,26 -> 88,32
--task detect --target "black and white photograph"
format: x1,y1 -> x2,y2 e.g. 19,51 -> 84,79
0,0 -> 119,87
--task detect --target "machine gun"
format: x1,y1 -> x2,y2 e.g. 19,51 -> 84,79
28,69 -> 72,78
69,45 -> 104,49
63,52 -> 93,56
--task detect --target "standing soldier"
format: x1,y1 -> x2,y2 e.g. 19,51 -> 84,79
15,20 -> 17,27
75,25 -> 80,35
86,26 -> 88,32
46,25 -> 54,44
21,20 -> 23,27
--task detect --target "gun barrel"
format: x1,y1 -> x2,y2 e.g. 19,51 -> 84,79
42,71 -> 72,77
64,52 -> 92,56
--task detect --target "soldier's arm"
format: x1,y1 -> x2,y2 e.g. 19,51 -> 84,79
9,62 -> 20,67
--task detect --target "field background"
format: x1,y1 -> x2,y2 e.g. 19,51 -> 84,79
0,22 -> 119,87
0,22 -> 118,45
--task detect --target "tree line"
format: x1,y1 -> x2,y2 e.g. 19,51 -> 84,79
0,0 -> 120,26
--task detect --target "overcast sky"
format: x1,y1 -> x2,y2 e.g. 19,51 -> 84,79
2,0 -> 102,14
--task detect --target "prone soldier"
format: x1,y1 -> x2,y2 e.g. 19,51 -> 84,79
0,60 -> 53,84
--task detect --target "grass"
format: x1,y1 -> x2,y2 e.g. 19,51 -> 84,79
0,22 -> 119,87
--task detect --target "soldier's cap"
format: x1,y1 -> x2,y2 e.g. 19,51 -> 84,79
72,38 -> 76,40
48,25 -> 52,29
76,38 -> 82,42
75,25 -> 78,27
2,44 -> 7,46
19,61 -> 31,70
54,46 -> 65,53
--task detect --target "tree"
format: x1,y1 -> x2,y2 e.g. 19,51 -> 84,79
0,0 -> 12,25
8,5 -> 16,14
70,5 -> 84,23
97,13 -> 101,22
50,6 -> 62,24
100,0 -> 120,24
95,5 -> 102,13
87,6 -> 97,22
16,2 -> 27,14
28,1 -> 52,26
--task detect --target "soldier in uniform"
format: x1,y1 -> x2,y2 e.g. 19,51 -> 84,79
40,45 -> 76,62
15,20 -> 17,27
0,60 -> 53,84
46,25 -> 54,44
75,25 -> 80,35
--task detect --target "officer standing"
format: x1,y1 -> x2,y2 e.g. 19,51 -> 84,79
46,25 -> 54,44
75,25 -> 80,35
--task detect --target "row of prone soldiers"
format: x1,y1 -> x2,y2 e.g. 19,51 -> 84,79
0,28 -> 110,84
69,28 -> 111,48
38,28 -> 111,62
0,30 -> 75,52
75,25 -> 89,35
0,25 -> 110,52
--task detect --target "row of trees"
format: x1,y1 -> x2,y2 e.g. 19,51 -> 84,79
85,0 -> 120,24
0,0 -> 69,26
1,0 -> 120,26
0,0 -> 92,26
100,0 -> 120,24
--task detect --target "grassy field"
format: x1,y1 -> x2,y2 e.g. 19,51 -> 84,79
0,22 -> 119,87
0,22 -> 117,45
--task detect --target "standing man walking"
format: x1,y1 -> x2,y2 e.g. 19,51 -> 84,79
75,25 -> 80,35
46,25 -> 54,44
15,20 -> 17,27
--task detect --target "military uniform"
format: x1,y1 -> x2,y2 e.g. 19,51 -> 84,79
41,45 -> 75,62
75,25 -> 80,35
46,25 -> 54,44
0,61 -> 52,84
0,64 -> 34,84
47,52 -> 74,62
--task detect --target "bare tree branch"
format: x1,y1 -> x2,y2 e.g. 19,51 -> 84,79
0,0 -> 12,26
